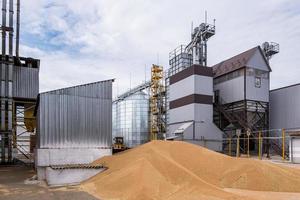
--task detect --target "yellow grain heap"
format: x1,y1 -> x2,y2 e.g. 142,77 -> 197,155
81,141 -> 300,200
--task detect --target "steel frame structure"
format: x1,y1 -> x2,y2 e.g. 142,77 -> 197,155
214,97 -> 269,155
13,100 -> 36,163
1,0 -> 15,164
150,65 -> 165,140
0,0 -> 39,164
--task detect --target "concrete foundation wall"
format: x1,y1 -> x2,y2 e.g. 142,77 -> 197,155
185,140 -> 222,152
36,148 -> 111,167
45,167 -> 105,186
168,121 -> 222,152
36,148 -> 111,183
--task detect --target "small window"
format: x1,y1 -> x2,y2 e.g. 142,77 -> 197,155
255,77 -> 261,88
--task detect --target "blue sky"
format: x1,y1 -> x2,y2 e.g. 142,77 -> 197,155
19,0 -> 300,96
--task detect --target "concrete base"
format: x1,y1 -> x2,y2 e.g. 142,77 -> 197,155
184,139 -> 222,152
37,167 -> 46,181
36,148 -> 111,167
168,121 -> 223,152
35,148 -> 111,183
45,167 -> 105,186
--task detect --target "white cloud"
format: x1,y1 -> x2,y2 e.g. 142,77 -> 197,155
19,0 -> 300,96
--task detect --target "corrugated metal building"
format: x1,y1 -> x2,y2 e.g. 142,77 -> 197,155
1,56 -> 40,164
212,46 -> 270,134
36,80 -> 114,181
270,84 -> 300,130
13,62 -> 39,100
270,84 -> 300,163
0,0 -> 40,164
36,80 -> 113,148
212,46 -> 271,153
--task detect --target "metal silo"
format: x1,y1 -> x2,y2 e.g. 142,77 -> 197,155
113,91 -> 149,148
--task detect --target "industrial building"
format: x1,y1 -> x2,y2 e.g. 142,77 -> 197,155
109,18 -> 296,157
1,0 -> 300,194
270,84 -> 300,163
0,0 -> 40,164
167,65 -> 223,151
270,84 -> 300,130
35,80 -> 113,184
212,45 -> 273,154
213,46 -> 271,133
164,20 -> 225,151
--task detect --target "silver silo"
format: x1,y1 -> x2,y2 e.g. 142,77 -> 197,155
113,91 -> 149,148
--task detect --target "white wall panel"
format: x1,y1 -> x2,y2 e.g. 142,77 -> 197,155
169,103 -> 213,124
270,84 -> 300,129
170,75 -> 213,101
246,75 -> 269,102
214,76 -> 244,103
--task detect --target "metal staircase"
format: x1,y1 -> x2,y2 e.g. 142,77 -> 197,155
214,97 -> 288,158
214,97 -> 252,132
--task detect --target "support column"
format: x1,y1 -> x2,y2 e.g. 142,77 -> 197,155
7,0 -> 14,163
0,0 -> 7,164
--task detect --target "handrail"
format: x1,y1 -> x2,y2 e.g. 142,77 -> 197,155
214,96 -> 251,131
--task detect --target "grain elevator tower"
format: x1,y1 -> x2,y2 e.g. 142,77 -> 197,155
0,0 -> 40,164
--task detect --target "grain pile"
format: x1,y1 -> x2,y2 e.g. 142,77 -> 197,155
81,141 -> 300,200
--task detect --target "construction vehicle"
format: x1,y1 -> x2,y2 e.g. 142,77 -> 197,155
113,137 -> 128,153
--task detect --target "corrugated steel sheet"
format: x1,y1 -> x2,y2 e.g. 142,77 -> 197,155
37,80 -> 113,149
13,66 -> 39,99
112,91 -> 149,148
270,84 -> 300,130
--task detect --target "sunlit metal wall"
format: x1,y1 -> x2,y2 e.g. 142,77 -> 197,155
13,65 -> 39,99
270,84 -> 300,130
37,80 -> 113,149
113,91 -> 149,148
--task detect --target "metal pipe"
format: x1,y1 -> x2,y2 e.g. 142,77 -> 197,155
0,133 -> 4,163
2,0 -> 7,57
247,135 -> 250,157
282,128 -> 285,160
16,0 -> 20,58
236,135 -> 240,157
7,0 -> 14,163
228,137 -> 231,156
0,0 -> 7,164
8,0 -> 13,56
258,131 -> 262,159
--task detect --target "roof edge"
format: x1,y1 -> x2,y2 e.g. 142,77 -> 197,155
257,46 -> 272,72
39,78 -> 115,95
270,83 -> 300,92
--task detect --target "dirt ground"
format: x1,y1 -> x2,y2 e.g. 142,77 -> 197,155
0,165 -> 98,200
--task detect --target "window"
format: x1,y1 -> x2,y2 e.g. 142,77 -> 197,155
255,77 -> 261,88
